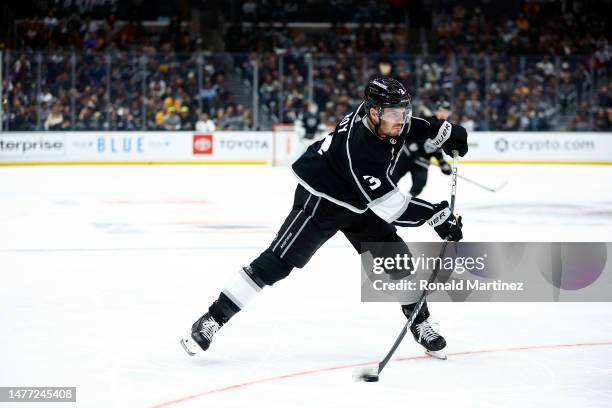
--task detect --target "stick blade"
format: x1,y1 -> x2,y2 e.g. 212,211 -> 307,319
493,180 -> 508,192
353,365 -> 379,382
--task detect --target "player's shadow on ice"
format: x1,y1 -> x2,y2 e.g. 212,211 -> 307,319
186,353 -> 276,367
187,357 -> 233,367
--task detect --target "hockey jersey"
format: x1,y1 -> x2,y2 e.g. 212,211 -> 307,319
292,102 -> 442,226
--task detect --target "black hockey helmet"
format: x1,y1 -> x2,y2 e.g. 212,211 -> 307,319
364,77 -> 412,134
435,99 -> 451,111
364,77 -> 412,111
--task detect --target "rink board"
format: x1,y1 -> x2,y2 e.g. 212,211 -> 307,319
1,131 -> 611,165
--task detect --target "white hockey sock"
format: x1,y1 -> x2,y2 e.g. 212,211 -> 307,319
221,268 -> 263,309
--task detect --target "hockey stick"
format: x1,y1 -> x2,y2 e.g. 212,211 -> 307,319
356,150 -> 459,382
458,175 -> 506,193
432,161 -> 506,192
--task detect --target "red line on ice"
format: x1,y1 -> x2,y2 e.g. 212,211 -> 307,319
151,340 -> 612,408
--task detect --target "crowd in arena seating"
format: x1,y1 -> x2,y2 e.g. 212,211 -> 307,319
429,3 -> 611,131
229,3 -> 611,131
2,2 -> 610,131
3,14 -> 253,131
233,0 -> 406,24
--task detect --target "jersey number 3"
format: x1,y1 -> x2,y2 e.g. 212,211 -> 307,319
363,175 -> 381,190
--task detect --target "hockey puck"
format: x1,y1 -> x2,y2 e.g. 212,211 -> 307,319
362,374 -> 379,382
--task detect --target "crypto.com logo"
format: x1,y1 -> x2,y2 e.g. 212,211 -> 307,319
495,138 -> 509,153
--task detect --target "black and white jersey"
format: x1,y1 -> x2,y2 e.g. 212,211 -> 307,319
302,112 -> 322,139
292,102 -> 439,226
400,115 -> 446,168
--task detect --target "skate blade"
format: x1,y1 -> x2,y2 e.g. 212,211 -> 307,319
425,348 -> 447,360
180,335 -> 200,356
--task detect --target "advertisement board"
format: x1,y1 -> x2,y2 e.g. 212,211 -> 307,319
465,132 -> 612,164
1,131 -> 610,165
0,134 -> 66,158
0,132 -> 273,165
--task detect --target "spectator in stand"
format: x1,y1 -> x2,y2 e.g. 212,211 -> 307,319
199,77 -> 217,112
44,103 -> 64,130
179,106 -> 195,130
593,108 -> 610,131
196,113 -> 216,132
568,102 -> 592,131
163,107 -> 181,130
232,104 -> 246,130
215,108 -> 225,129
219,105 -> 236,130
116,107 -> 137,131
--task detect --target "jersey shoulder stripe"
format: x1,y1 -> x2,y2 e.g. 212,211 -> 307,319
412,116 -> 431,125
345,102 -> 372,202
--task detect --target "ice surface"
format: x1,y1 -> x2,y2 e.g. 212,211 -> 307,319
1,164 -> 611,407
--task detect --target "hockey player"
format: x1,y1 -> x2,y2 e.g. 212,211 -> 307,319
295,102 -> 325,141
181,77 -> 468,359
391,100 -> 454,197
292,103 -> 328,160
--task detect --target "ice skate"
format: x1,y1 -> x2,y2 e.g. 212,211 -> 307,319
180,313 -> 221,356
410,319 -> 447,360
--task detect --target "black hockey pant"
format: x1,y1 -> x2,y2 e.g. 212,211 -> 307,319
208,184 -> 430,325
248,184 -> 414,286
